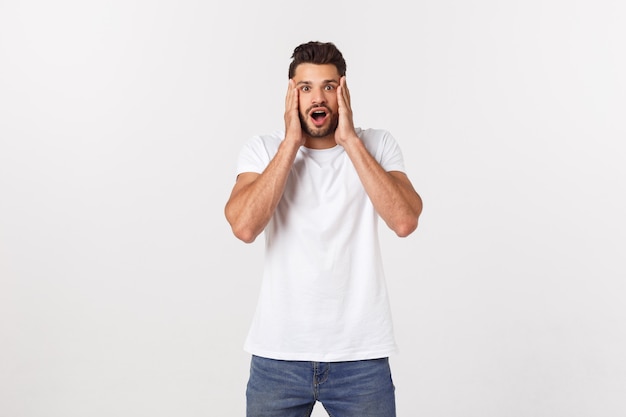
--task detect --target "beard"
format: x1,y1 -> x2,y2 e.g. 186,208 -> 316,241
299,109 -> 339,138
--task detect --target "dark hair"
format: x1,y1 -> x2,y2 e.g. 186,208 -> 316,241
288,41 -> 347,79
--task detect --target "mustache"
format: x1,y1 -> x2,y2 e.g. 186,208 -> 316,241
305,104 -> 332,114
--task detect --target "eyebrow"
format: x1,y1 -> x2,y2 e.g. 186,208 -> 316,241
296,79 -> 339,86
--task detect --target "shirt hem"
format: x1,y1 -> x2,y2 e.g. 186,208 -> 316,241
243,345 -> 399,362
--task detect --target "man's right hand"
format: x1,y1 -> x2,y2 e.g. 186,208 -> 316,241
284,79 -> 305,146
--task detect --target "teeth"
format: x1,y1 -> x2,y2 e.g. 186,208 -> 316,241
312,111 -> 325,121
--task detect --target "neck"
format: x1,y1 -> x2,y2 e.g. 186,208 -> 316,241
303,135 -> 337,150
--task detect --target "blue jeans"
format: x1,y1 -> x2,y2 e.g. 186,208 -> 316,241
246,355 -> 396,417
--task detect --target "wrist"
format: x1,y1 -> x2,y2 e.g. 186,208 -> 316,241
338,132 -> 360,146
282,134 -> 304,149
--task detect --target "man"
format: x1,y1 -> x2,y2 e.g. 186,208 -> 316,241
225,41 -> 423,417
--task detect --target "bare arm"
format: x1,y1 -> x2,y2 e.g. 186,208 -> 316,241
224,80 -> 304,243
335,77 -> 423,237
342,142 -> 422,237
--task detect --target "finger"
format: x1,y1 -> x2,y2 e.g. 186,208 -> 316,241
339,77 -> 351,110
286,79 -> 299,111
336,84 -> 343,109
339,77 -> 347,99
285,79 -> 294,108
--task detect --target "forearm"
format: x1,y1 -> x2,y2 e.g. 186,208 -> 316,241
342,137 -> 422,237
225,139 -> 301,243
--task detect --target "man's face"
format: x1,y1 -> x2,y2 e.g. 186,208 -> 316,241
292,63 -> 341,139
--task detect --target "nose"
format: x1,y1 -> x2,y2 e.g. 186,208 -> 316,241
311,87 -> 327,106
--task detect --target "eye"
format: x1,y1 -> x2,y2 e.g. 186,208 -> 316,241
301,86 -> 311,92
324,85 -> 335,91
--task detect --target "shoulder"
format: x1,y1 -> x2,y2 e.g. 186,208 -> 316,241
239,130 -> 285,159
356,127 -> 405,170
356,127 -> 398,150
356,127 -> 395,142
245,129 -> 285,148
236,130 -> 285,172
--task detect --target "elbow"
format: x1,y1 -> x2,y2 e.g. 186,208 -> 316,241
392,215 -> 419,238
232,226 -> 258,244
225,206 -> 259,244
394,219 -> 418,238
395,197 -> 423,237
227,217 -> 260,243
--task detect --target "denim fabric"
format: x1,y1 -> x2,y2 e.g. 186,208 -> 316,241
246,355 -> 396,417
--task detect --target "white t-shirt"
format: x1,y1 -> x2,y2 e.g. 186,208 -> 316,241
236,128 -> 406,362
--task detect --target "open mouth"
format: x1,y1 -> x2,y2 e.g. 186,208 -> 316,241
309,108 -> 328,126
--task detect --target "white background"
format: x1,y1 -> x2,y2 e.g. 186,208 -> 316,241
1,0 -> 625,416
